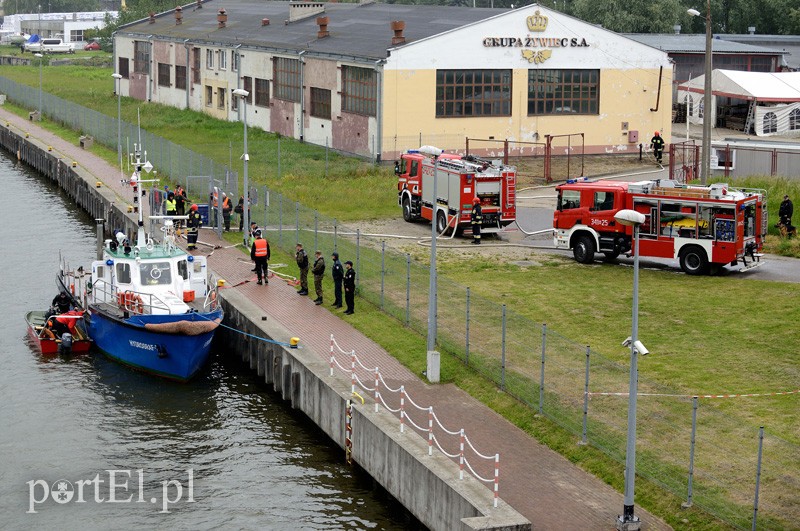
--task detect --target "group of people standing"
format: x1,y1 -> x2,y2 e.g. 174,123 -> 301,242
247,236 -> 356,314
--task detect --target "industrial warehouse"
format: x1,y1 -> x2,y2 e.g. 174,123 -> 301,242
113,1 -> 673,161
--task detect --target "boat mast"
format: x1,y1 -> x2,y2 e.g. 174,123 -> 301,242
125,143 -> 156,249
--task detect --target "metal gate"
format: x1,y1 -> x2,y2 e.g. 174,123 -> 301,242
669,140 -> 699,184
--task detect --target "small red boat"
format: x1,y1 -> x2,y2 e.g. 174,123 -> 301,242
25,310 -> 92,355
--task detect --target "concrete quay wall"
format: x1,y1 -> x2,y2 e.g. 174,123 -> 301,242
1,123 -> 530,531
0,124 -> 139,240
220,291 -> 530,531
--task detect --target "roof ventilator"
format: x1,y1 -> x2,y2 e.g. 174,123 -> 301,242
317,16 -> 329,38
217,9 -> 227,29
148,12 -> 156,24
175,6 -> 182,25
288,2 -> 325,23
391,20 -> 406,45
262,18 -> 270,26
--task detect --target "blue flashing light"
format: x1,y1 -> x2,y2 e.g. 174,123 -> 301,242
187,255 -> 195,262
105,259 -> 114,266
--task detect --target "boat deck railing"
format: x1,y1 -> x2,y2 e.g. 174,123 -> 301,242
90,279 -> 172,316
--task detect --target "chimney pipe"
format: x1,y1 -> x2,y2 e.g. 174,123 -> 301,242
217,8 -> 227,28
391,20 -> 406,45
262,18 -> 270,26
196,0 -> 202,9
175,6 -> 183,25
748,26 -> 756,34
149,12 -> 156,24
673,24 -> 681,34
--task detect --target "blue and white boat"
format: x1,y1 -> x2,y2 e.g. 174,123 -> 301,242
60,147 -> 223,381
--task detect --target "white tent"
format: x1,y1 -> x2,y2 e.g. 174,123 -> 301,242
677,70 -> 800,136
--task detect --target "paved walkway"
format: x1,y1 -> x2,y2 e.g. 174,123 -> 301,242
3,107 -> 671,530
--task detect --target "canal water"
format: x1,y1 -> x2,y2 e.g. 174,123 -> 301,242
0,152 -> 417,530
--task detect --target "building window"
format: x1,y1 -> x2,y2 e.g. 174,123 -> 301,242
70,29 -> 84,42
790,109 -> 800,131
436,69 -> 511,118
232,51 -> 239,72
133,41 -> 149,74
175,65 -> 186,90
342,66 -> 378,116
243,77 -> 253,104
274,58 -> 301,102
763,112 -> 777,133
157,63 -> 170,87
192,48 -> 200,83
527,69 -> 598,115
205,86 -> 213,107
206,49 -> 214,69
118,57 -> 129,79
217,88 -> 226,109
255,78 -> 270,107
310,87 -> 331,119
218,50 -> 227,70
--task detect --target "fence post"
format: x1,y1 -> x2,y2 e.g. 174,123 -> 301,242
752,426 -> 765,531
682,396 -> 699,509
500,304 -> 506,390
314,210 -> 318,253
580,345 -> 590,445
405,253 -> 411,326
295,202 -> 299,244
278,195 -> 283,247
356,229 -> 360,289
380,241 -> 386,309
465,287 -> 470,366
539,323 -> 546,415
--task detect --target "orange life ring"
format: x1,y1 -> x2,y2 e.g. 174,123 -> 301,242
121,291 -> 144,314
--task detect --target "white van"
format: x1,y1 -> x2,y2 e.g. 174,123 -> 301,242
24,38 -> 75,54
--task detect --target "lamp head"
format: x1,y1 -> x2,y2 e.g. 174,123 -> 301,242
687,8 -> 701,16
232,89 -> 249,98
112,73 -> 122,79
614,209 -> 646,227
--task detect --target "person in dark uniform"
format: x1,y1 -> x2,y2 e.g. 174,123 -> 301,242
331,252 -> 344,309
250,229 -> 270,285
343,261 -> 356,315
222,193 -> 233,232
186,204 -> 202,250
52,292 -> 72,314
650,131 -> 665,164
174,185 -> 187,236
470,197 -> 483,245
312,251 -> 325,305
235,197 -> 245,231
295,243 -> 309,295
779,195 -> 794,229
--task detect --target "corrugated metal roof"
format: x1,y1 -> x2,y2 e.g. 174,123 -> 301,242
624,33 -> 784,55
117,0 -> 510,60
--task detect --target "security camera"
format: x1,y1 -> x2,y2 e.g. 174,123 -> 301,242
622,336 -> 632,348
622,337 -> 649,355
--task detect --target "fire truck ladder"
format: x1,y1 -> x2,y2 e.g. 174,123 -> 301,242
505,172 -> 516,208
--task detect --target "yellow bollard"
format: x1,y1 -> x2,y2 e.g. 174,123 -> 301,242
96,181 -> 102,188
47,146 -> 52,151
25,133 -> 29,138
290,337 -> 300,349
72,161 -> 77,167
127,205 -> 133,213
217,279 -> 227,287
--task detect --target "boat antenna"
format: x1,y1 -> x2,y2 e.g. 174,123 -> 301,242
120,110 -> 157,249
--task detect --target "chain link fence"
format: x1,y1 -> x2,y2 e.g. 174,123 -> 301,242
3,76 -> 796,530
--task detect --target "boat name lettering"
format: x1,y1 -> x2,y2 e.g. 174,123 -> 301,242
129,340 -> 157,351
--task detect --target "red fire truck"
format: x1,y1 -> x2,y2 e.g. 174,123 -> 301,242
396,146 -> 517,235
553,179 -> 767,275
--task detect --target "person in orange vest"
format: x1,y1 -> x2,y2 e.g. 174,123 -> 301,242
222,193 -> 233,232
250,229 -> 270,285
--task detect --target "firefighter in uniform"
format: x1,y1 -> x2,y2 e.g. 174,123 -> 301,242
331,252 -> 344,309
312,251 -> 325,305
779,195 -> 793,230
186,204 -> 202,250
250,229 -> 270,285
222,193 -> 233,232
343,261 -> 356,315
470,197 -> 483,244
650,131 -> 665,165
295,243 -> 309,295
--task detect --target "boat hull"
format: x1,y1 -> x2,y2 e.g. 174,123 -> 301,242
86,306 -> 222,381
25,311 -> 92,355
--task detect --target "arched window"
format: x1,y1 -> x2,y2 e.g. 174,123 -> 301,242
763,112 -> 777,134
789,108 -> 800,131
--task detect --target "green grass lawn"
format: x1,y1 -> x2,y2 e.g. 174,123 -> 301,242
4,59 -> 800,529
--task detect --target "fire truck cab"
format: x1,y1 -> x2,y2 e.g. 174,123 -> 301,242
396,146 -> 516,235
553,179 -> 767,275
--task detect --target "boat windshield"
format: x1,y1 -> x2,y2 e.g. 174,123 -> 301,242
140,261 -> 173,286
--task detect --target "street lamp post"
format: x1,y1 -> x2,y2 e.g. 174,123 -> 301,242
112,73 -> 123,174
35,53 -> 43,117
688,1 -> 713,184
614,209 -> 647,531
232,88 -> 250,247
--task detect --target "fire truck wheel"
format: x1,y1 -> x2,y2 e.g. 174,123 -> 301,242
402,196 -> 414,222
436,210 -> 449,235
573,234 -> 595,264
679,246 -> 709,275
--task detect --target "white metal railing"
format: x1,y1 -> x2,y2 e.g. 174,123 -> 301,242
329,334 -> 500,507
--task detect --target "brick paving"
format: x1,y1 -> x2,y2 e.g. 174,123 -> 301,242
3,107 -> 672,530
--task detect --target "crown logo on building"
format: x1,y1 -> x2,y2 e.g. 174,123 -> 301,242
526,10 -> 548,32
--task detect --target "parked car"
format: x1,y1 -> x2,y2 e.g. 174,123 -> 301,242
24,38 -> 75,54
84,41 -> 100,51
